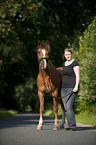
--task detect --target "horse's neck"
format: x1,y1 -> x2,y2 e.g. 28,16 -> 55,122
48,60 -> 56,74
48,61 -> 60,85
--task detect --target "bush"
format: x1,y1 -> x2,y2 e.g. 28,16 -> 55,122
79,16 -> 96,52
80,52 -> 96,102
72,17 -> 96,111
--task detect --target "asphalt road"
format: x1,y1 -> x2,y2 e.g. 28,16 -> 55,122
0,113 -> 96,145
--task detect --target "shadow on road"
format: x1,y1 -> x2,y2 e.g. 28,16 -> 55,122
0,112 -> 54,129
0,112 -> 96,131
76,126 -> 96,131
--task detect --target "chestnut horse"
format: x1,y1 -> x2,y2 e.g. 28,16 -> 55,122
37,41 -> 65,130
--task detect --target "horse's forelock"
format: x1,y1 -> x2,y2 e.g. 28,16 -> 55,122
42,42 -> 51,52
37,41 -> 51,52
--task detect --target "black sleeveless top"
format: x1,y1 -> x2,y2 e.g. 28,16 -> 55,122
61,60 -> 79,88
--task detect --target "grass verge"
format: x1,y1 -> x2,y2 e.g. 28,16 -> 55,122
75,111 -> 96,126
44,105 -> 96,126
0,108 -> 18,120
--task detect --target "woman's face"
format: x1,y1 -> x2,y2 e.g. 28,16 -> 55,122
64,51 -> 72,61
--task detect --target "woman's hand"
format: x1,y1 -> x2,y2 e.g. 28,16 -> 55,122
73,86 -> 78,92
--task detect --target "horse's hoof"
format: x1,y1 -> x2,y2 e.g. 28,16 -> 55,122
37,125 -> 43,130
53,126 -> 58,130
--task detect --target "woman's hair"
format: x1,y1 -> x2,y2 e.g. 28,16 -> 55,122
64,48 -> 72,54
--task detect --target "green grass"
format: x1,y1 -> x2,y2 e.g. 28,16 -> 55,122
0,108 -> 18,120
75,111 -> 96,126
44,105 -> 96,126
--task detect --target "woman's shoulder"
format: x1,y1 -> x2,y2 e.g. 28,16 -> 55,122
72,60 -> 79,67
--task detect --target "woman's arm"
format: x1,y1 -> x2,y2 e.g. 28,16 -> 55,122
73,66 -> 80,92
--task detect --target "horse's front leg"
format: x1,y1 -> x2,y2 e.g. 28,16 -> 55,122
53,97 -> 58,130
37,91 -> 44,130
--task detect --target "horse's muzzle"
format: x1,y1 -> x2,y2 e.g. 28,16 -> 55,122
40,58 -> 48,69
40,61 -> 47,69
39,57 -> 48,69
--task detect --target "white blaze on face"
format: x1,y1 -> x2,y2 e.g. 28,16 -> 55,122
42,49 -> 47,69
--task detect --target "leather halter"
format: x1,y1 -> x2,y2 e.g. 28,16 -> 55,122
39,57 -> 49,63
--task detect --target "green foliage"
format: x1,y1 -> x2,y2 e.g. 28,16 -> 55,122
79,17 -> 96,51
0,108 -> 18,120
72,17 -> 96,112
0,0 -> 96,111
80,52 -> 96,102
14,78 -> 38,111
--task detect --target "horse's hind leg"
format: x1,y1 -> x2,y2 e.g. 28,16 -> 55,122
53,98 -> 58,130
37,91 -> 44,130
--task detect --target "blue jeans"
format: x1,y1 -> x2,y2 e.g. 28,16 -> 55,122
61,88 -> 77,129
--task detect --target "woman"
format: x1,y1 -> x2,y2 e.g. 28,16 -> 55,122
58,48 -> 79,131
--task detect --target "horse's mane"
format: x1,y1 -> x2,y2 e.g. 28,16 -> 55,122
48,60 -> 60,76
48,60 -> 61,88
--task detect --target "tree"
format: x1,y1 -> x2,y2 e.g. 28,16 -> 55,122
0,0 -> 96,110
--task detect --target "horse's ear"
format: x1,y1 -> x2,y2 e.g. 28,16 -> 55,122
46,41 -> 51,52
38,40 -> 41,47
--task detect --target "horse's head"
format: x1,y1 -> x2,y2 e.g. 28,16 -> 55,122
37,41 -> 50,69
